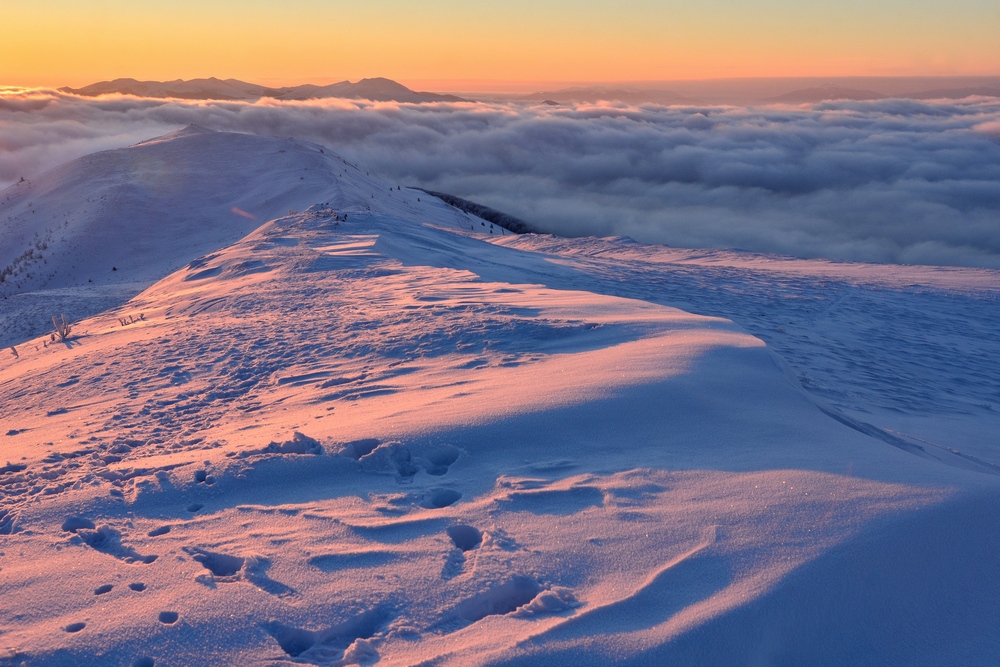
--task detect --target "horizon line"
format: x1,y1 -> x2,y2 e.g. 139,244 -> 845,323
9,73 -> 1000,96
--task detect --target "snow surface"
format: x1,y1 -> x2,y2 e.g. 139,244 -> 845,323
2,128 -> 1000,666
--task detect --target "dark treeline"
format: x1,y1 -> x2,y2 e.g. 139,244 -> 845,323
413,189 -> 536,235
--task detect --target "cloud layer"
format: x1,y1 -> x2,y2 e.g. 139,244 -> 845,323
3,87 -> 999,267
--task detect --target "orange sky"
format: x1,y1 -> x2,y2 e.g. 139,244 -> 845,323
3,1 -> 999,89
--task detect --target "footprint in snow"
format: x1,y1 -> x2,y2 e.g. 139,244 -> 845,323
433,577 -> 580,633
62,516 -> 95,532
447,525 -> 482,551
183,547 -> 296,597
421,444 -> 461,476
158,611 -> 179,625
64,520 -> 158,565
194,469 -> 215,485
264,606 -> 391,660
441,525 -> 483,580
421,489 -> 461,509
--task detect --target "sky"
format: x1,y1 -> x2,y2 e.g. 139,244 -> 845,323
2,2 -> 999,269
3,0 -> 999,88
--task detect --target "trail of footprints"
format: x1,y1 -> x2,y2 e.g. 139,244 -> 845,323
63,578 -> 169,667
58,509 -> 208,665
53,436 -> 581,665
258,438 -> 583,663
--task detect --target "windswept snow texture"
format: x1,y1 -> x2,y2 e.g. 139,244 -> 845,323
2,128 -> 1000,666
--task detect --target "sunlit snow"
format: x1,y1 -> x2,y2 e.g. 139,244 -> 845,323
2,128 -> 999,666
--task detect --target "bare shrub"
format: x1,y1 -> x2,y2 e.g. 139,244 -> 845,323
52,314 -> 72,341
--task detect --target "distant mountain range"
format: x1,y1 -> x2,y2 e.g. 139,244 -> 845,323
59,77 -> 466,103
59,77 -> 1000,107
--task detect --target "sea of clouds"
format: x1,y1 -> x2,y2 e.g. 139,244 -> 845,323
2,87 -> 999,267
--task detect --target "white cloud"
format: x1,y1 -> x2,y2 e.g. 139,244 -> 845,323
3,89 -> 1000,267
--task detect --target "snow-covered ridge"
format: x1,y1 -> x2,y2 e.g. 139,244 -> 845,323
0,125 -> 428,296
0,125 -> 497,346
2,128 -> 1000,666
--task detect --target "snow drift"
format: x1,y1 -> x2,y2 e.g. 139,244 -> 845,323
1,128 -> 999,666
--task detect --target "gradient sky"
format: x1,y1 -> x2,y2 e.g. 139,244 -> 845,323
3,0 -> 999,88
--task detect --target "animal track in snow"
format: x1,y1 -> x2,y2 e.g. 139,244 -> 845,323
447,525 -> 482,551
442,525 -> 481,578
421,488 -> 461,509
64,622 -> 86,633
94,584 -> 113,595
185,548 -> 244,577
184,547 -> 295,596
340,438 -> 381,460
509,587 -> 580,618
358,442 -> 419,479
454,577 -> 541,623
264,606 -> 391,662
421,445 -> 461,476
158,611 -> 179,624
437,577 -> 580,630
194,469 -> 215,485
0,508 -> 18,535
68,523 -> 157,564
246,431 -> 324,456
348,440 -> 461,479
147,525 -> 171,537
62,516 -> 95,532
129,582 -> 146,592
